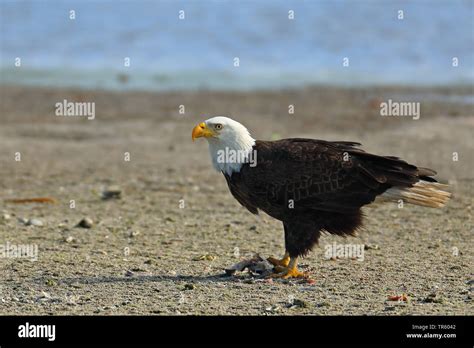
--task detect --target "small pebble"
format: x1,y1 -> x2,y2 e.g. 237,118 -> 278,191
17,217 -> 28,224
77,218 -> 93,229
288,299 -> 309,309
264,305 -> 280,313
193,254 -> 216,261
317,302 -> 331,307
129,230 -> 140,237
101,186 -> 122,200
183,284 -> 195,290
26,219 -> 44,227
424,292 -> 444,303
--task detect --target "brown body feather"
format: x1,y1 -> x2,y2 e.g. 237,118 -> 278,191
224,139 -> 449,258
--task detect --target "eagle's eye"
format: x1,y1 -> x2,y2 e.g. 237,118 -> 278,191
214,124 -> 223,130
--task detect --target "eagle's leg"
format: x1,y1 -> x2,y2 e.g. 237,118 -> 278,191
271,257 -> 308,279
267,224 -> 291,267
267,252 -> 290,267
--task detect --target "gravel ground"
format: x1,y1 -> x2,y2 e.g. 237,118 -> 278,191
0,85 -> 472,315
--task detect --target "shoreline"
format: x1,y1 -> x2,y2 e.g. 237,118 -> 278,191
2,82 -> 473,94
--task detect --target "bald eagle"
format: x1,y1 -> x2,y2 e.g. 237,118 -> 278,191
192,117 -> 451,278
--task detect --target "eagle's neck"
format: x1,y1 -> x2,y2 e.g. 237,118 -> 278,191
208,133 -> 256,176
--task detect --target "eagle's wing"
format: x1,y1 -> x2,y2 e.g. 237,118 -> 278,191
239,138 -> 431,213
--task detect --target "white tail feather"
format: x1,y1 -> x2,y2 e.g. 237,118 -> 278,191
380,181 -> 451,208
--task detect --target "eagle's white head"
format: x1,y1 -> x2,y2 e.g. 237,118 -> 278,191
192,116 -> 256,176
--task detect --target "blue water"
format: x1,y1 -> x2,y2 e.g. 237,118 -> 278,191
0,0 -> 473,90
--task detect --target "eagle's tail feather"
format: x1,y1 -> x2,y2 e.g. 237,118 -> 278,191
381,181 -> 451,208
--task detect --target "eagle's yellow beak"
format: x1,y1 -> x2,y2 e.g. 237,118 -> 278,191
192,122 -> 215,141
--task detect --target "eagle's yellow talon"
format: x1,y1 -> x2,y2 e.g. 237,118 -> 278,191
267,252 -> 290,267
270,257 -> 308,279
271,266 -> 308,279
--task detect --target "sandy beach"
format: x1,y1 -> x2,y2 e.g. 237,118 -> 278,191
0,84 -> 472,315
